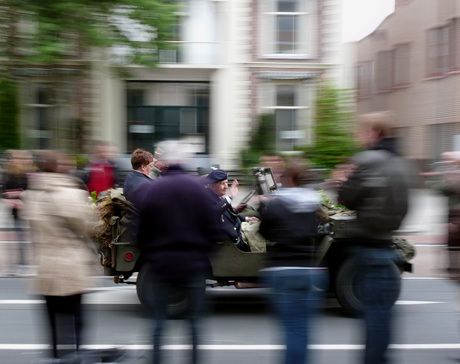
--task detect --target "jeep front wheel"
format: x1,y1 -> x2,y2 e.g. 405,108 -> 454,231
334,256 -> 401,318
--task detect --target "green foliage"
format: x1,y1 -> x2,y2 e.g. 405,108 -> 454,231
240,114 -> 276,168
75,154 -> 90,169
5,0 -> 178,66
0,77 -> 20,150
318,190 -> 347,210
90,191 -> 98,204
306,84 -> 356,169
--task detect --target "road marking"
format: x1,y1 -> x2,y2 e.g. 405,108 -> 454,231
1,343 -> 460,351
403,277 -> 449,280
0,299 -> 447,306
395,300 -> 444,305
0,299 -> 139,305
0,300 -> 44,305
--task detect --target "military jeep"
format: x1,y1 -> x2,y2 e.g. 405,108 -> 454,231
99,167 -> 414,318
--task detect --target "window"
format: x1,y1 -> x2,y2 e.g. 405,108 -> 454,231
430,123 -> 457,159
127,82 -> 209,153
452,18 -> 460,71
427,18 -> 460,76
258,79 -> 313,151
259,0 -> 316,58
428,24 -> 451,76
375,50 -> 392,91
159,20 -> 182,63
277,14 -> 297,53
127,89 -> 144,106
357,61 -> 373,98
23,84 -> 77,152
275,85 -> 296,150
375,45 -> 411,91
393,43 -> 411,86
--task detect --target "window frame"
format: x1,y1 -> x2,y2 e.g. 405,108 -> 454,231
259,0 -> 317,59
427,22 -> 452,77
392,43 -> 411,87
258,79 -> 313,151
356,61 -> 373,98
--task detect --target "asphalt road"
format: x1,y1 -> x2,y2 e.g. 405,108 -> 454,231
1,276 -> 460,364
0,188 -> 456,363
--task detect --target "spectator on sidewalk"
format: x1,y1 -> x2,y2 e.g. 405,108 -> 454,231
1,149 -> 34,276
25,150 -> 97,360
86,142 -> 117,197
429,152 -> 460,276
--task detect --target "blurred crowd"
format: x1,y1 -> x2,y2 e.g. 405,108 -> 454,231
0,111 -> 459,364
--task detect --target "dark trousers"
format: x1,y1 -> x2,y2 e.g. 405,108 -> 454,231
262,268 -> 329,364
44,294 -> 83,358
148,273 -> 207,364
12,208 -> 26,266
358,249 -> 401,364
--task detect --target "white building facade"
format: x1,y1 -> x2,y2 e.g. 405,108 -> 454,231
19,0 -> 344,168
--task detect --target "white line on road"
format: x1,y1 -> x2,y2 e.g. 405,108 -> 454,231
0,299 -> 138,305
395,300 -> 444,305
1,343 -> 460,351
0,297 -> 446,306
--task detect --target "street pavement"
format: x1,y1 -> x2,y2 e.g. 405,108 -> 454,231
0,187 -> 452,279
0,187 -> 459,364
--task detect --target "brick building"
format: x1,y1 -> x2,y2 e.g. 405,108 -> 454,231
356,0 -> 460,165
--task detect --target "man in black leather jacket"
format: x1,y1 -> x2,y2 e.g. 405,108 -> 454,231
338,112 -> 411,364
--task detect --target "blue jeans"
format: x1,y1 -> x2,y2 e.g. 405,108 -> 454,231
262,268 -> 329,364
357,248 -> 401,364
148,273 -> 207,364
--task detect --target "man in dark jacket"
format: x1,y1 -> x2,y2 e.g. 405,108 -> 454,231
204,169 -> 259,252
134,141 -> 218,364
338,112 -> 411,364
123,148 -> 154,204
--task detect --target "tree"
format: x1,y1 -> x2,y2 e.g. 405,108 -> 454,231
0,77 -> 20,150
240,114 -> 276,168
305,84 -> 356,169
1,0 -> 178,67
0,0 -> 178,150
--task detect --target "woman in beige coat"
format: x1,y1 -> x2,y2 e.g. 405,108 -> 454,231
26,152 -> 95,360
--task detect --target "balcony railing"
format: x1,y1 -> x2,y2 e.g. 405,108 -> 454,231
158,41 -> 223,65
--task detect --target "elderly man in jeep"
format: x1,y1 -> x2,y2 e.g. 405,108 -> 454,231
204,169 -> 259,252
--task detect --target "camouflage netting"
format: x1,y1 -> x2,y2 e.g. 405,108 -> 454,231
89,188 -> 137,267
317,202 -> 415,262
318,202 -> 356,224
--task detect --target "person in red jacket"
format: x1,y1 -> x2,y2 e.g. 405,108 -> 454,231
86,142 -> 116,196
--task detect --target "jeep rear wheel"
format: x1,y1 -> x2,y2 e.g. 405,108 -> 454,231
136,264 -> 189,319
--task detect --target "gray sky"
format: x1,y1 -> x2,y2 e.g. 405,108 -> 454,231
342,0 -> 395,42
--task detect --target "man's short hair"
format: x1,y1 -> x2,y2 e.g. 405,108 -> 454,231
131,148 -> 153,170
358,111 -> 396,138
153,140 -> 192,165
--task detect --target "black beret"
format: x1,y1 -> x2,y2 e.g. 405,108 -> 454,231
204,169 -> 228,184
